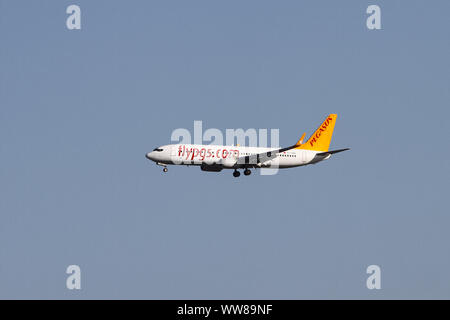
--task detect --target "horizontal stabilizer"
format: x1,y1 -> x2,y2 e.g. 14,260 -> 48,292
316,148 -> 350,156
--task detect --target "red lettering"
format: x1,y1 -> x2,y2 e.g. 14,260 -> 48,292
185,148 -> 192,160
191,148 -> 199,160
200,148 -> 206,160
309,117 -> 334,146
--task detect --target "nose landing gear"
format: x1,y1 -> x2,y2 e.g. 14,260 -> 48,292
163,167 -> 168,172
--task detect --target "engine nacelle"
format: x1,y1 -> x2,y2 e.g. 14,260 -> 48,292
200,163 -> 223,172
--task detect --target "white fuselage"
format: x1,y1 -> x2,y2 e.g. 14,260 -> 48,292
146,144 -> 328,169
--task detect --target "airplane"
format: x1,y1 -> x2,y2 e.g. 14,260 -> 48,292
145,114 -> 349,177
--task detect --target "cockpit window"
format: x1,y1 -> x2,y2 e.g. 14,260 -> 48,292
153,148 -> 163,152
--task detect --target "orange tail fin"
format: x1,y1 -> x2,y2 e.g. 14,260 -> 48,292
296,114 -> 337,151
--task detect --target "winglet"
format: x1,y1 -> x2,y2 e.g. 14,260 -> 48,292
295,133 -> 306,147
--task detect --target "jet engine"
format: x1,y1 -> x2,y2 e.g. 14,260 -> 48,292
200,163 -> 223,172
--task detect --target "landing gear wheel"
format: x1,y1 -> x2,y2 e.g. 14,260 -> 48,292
233,170 -> 240,177
163,167 -> 168,172
244,169 -> 251,176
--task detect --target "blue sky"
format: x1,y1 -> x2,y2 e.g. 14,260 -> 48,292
1,0 -> 449,299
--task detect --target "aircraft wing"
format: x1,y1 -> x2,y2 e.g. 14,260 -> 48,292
236,147 -> 350,167
235,133 -> 307,167
236,143 -> 299,167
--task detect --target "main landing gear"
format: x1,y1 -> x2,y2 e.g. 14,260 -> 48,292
233,169 -> 251,177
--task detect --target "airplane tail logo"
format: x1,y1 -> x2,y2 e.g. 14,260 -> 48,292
296,114 -> 337,152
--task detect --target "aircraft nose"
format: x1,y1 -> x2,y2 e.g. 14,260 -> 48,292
145,152 -> 153,160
